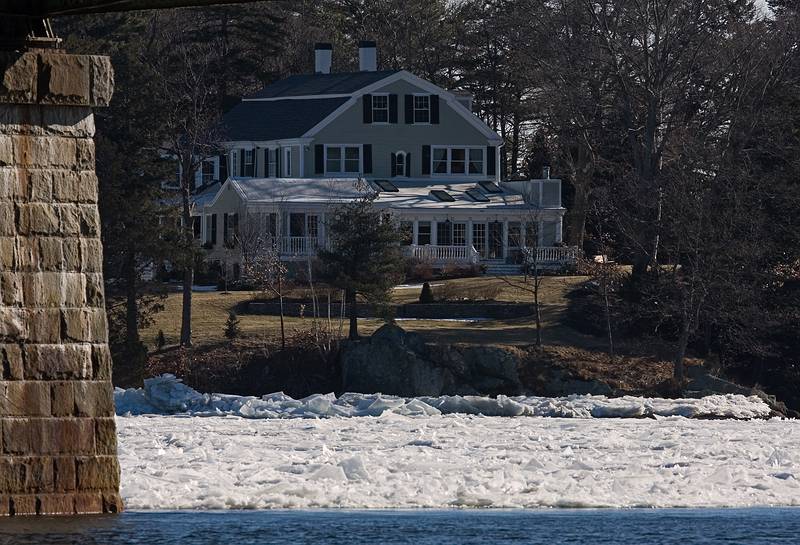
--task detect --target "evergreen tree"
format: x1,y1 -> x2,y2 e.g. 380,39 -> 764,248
224,311 -> 242,340
318,184 -> 404,340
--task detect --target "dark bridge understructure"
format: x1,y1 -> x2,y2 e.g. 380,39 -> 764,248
0,0 -> 255,516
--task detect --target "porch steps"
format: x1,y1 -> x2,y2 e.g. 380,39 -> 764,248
483,261 -> 524,276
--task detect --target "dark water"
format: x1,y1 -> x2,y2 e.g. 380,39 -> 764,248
1,509 -> 798,545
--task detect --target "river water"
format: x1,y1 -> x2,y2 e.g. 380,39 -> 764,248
2,509 -> 798,544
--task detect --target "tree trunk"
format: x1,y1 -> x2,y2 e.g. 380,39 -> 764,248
533,268 -> 542,348
179,170 -> 194,348
673,315 -> 691,385
278,275 -> 285,350
124,250 -> 140,348
603,281 -> 614,362
347,288 -> 358,340
566,180 -> 590,248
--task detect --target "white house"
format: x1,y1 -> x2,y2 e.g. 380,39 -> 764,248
195,41 -> 572,277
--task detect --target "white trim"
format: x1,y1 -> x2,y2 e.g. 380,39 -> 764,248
207,177 -> 245,209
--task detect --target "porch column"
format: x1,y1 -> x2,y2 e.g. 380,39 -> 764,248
538,220 -> 544,246
555,216 -> 563,244
298,144 -> 305,177
467,219 -> 473,249
412,219 -> 419,245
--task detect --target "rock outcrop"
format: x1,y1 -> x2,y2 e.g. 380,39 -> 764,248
340,324 -> 523,397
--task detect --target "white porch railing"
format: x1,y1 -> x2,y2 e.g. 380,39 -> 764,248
522,246 -> 580,264
279,236 -> 320,256
404,245 -> 480,264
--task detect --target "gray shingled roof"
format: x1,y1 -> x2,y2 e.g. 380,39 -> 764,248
222,97 -> 348,141
245,70 -> 399,99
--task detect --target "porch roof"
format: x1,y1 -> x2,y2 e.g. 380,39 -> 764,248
226,177 -> 530,211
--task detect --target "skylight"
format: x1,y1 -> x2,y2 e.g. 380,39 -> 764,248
479,180 -> 502,193
374,179 -> 399,192
431,189 -> 455,202
466,189 -> 490,202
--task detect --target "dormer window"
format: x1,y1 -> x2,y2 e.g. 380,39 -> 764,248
372,94 -> 389,123
414,95 -> 430,123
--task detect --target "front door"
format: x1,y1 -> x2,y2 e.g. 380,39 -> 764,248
488,221 -> 503,259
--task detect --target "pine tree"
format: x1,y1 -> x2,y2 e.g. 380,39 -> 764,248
224,311 -> 241,340
318,183 -> 404,340
419,282 -> 435,304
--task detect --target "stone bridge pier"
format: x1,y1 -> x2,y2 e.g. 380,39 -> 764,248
0,50 -> 122,515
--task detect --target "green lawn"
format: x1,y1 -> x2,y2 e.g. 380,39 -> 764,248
142,275 -> 589,350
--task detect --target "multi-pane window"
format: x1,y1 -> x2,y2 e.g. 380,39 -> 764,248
395,152 -> 406,177
307,215 -> 319,240
431,147 -> 484,176
450,149 -> 465,174
244,149 -> 254,177
433,148 -> 448,174
284,148 -> 292,177
230,150 -> 238,177
325,145 -> 361,174
453,223 -> 466,246
414,95 -> 430,123
437,221 -> 452,246
400,221 -> 413,245
201,160 -> 215,185
469,148 -> 484,174
372,94 -> 389,123
472,223 -> 486,256
417,221 -> 431,245
289,213 -> 305,237
268,149 -> 277,177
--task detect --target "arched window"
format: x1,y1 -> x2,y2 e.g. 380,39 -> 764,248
394,151 -> 406,177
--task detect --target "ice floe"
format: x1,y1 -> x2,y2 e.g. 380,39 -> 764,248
115,374 -> 773,420
116,413 -> 800,510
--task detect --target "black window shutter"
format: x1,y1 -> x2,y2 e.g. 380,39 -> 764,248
422,145 -> 431,175
404,94 -> 414,124
239,149 -> 245,176
431,95 -> 440,124
233,213 -> 239,241
487,146 -> 496,176
211,214 -> 217,245
314,144 -> 324,174
405,152 -> 411,177
275,148 -> 280,178
363,94 -> 372,124
223,212 -> 229,244
219,154 -> 227,181
390,152 -> 397,177
363,144 -> 373,174
389,94 -> 398,123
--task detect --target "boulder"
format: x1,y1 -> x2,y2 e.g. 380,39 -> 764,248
340,324 -> 448,397
340,324 -> 524,397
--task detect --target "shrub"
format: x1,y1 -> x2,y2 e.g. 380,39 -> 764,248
468,283 -> 502,301
437,282 -> 466,302
419,282 -> 435,304
404,258 -> 434,282
156,329 -> 166,351
440,262 -> 483,280
224,311 -> 241,339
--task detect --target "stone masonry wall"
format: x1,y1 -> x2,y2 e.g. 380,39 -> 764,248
0,50 -> 121,515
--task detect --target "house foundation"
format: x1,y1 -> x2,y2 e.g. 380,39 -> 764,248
0,50 -> 122,515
